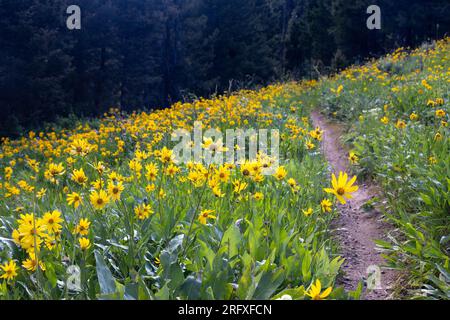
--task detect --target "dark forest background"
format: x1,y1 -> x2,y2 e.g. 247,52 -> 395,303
0,0 -> 449,136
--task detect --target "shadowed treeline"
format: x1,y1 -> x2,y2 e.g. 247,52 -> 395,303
0,0 -> 449,136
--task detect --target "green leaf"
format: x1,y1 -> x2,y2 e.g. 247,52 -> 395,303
253,267 -> 285,299
374,239 -> 393,249
301,251 -> 312,282
222,224 -> 241,258
211,271 -> 233,299
348,281 -> 363,300
435,264 -> 450,282
167,263 -> 185,290
198,240 -> 215,270
420,193 -> 432,205
154,282 -> 171,300
45,263 -> 57,288
180,276 -> 202,299
94,250 -> 116,295
124,283 -> 139,300
167,234 -> 185,254
237,253 -> 253,299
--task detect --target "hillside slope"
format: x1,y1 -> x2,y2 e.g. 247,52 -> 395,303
0,38 -> 448,300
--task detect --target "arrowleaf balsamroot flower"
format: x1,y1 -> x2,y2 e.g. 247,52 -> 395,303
108,181 -> 124,201
240,161 -> 253,177
324,172 -> 358,205
17,216 -> 46,249
0,260 -> 18,281
74,218 -> 91,236
305,140 -> 315,150
70,138 -> 92,157
348,152 -> 359,165
145,163 -> 159,181
434,132 -> 443,141
232,180 -> 248,194
287,178 -> 297,188
94,161 -> 107,175
320,199 -> 333,213
198,209 -> 216,225
435,109 -> 446,118
67,192 -> 82,209
134,203 -> 153,220
253,192 -> 264,200
36,188 -> 47,199
71,168 -> 88,185
305,279 -> 332,300
22,252 -> 45,272
302,208 -> 313,216
309,126 -> 323,141
395,119 -> 406,129
435,98 -> 444,105
79,237 -> 91,251
90,189 -> 109,210
158,147 -> 174,164
410,112 -> 419,121
216,165 -> 230,183
212,185 -> 225,198
42,210 -> 63,234
273,166 -> 287,180
165,163 -> 180,177
44,162 -> 65,183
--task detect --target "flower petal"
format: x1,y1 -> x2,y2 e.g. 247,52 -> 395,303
320,287 -> 332,299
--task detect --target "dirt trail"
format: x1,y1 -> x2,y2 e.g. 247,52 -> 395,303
311,110 -> 397,300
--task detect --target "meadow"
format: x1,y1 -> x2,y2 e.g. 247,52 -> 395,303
0,37 -> 448,300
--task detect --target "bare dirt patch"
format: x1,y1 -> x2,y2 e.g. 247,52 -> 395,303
311,110 -> 398,300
